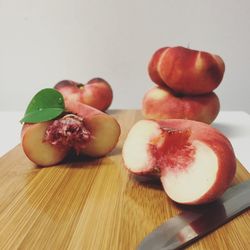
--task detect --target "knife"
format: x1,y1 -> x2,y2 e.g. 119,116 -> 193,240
137,180 -> 250,250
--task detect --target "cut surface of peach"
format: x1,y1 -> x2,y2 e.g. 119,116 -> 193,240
65,100 -> 121,157
22,101 -> 121,166
161,140 -> 218,203
122,119 -> 236,204
79,114 -> 121,157
123,120 -> 162,173
22,122 -> 68,166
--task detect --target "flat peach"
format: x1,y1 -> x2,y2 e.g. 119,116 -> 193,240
148,46 -> 225,95
122,119 -> 236,205
142,86 -> 220,124
55,78 -> 113,111
21,100 -> 121,166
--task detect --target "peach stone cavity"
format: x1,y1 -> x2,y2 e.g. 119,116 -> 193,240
161,140 -> 218,204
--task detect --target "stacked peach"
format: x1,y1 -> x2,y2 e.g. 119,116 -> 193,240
143,46 -> 225,124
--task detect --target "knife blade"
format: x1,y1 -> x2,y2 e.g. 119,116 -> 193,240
138,180 -> 250,250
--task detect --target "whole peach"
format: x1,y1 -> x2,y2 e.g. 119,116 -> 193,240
54,78 -> 113,111
142,86 -> 220,124
82,78 -> 113,111
148,46 -> 225,95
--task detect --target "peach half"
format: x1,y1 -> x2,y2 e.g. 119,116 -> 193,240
122,119 -> 236,205
21,101 -> 121,166
142,86 -> 220,124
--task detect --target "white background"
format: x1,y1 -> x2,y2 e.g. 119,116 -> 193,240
1,0 -> 250,113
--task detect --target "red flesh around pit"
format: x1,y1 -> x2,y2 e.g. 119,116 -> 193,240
44,114 -> 91,153
149,127 -> 195,173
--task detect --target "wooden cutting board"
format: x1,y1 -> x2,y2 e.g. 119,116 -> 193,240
0,110 -> 249,250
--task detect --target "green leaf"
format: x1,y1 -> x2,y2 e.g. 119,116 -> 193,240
20,88 -> 65,123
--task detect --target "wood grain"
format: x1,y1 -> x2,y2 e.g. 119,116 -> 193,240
0,110 -> 249,250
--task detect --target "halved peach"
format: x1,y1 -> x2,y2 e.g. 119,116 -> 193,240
122,119 -> 236,205
21,101 -> 121,166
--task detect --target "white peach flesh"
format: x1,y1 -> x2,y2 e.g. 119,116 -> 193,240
122,120 -> 161,173
161,140 -> 218,203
